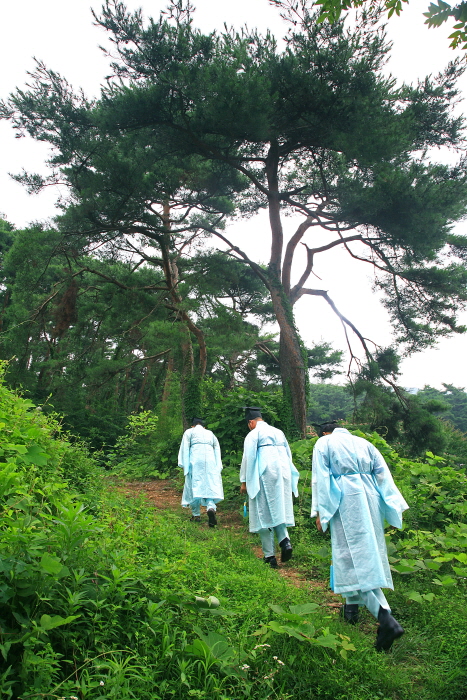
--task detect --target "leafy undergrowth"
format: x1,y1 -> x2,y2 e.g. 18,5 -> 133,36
3,474 -> 466,699
1,370 -> 466,700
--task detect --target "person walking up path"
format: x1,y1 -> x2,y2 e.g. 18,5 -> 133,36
311,422 -> 409,651
178,418 -> 224,527
240,407 -> 299,568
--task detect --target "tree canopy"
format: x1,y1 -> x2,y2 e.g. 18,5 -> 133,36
308,0 -> 467,50
2,0 -> 467,436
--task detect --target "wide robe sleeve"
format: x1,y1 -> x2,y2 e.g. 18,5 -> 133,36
310,437 -> 342,532
285,439 -> 300,497
240,429 -> 262,499
178,429 -> 192,476
213,434 -> 223,472
240,450 -> 247,483
370,444 -> 409,529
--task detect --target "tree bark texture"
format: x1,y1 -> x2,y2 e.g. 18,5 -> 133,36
269,280 -> 308,438
265,141 -> 308,438
160,212 -> 205,427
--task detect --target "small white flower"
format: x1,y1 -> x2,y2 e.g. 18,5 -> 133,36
273,655 -> 278,660
70,696 -> 79,699
100,680 -> 105,685
240,664 -> 250,670
253,643 -> 271,650
277,659 -> 285,666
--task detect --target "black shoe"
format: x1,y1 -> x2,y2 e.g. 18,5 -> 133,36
279,537 -> 293,563
207,509 -> 217,528
341,604 -> 360,625
190,515 -> 201,522
375,606 -> 404,652
264,555 -> 279,569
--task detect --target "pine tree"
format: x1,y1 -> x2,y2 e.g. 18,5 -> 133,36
3,1 -> 467,435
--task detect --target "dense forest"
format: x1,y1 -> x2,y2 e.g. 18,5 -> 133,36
1,1 -> 467,698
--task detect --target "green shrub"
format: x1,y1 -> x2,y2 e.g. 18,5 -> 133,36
2,369 -> 466,699
201,381 -> 288,452
107,409 -> 182,479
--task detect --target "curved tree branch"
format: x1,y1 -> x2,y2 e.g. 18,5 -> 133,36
255,341 -> 280,365
296,287 -> 373,360
282,216 -> 316,295
289,234 -> 363,304
201,226 -> 271,288
90,349 -> 171,390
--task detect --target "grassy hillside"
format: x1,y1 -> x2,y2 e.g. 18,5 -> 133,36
1,371 -> 466,699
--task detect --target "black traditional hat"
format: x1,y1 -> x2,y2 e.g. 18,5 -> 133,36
243,406 -> 262,422
191,417 -> 205,426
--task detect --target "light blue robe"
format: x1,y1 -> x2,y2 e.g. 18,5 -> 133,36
178,425 -> 224,506
311,428 -> 408,595
240,421 -> 299,533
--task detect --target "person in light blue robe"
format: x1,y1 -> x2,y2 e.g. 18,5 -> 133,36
311,423 -> 409,651
240,407 -> 299,568
178,418 -> 224,527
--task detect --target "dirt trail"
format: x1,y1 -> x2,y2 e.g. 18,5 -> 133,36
120,479 -> 343,610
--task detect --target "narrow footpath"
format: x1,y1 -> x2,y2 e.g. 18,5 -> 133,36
120,479 -> 346,615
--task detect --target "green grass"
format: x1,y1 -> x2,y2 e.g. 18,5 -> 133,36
3,473 -> 466,699
81,489 -> 467,700
2,372 -> 466,699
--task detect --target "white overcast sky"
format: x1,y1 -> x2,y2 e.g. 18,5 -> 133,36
1,0 -> 467,390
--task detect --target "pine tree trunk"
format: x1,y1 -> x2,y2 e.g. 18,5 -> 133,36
266,141 -> 308,438
160,207 -> 206,428
160,354 -> 174,419
269,282 -> 307,438
179,325 -> 194,430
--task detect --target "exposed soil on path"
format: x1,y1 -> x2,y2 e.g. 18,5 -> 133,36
120,478 -> 344,611
120,479 -> 183,511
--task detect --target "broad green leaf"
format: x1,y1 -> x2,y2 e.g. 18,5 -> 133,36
289,603 -> 319,615
23,444 -> 49,466
433,576 -> 457,586
424,560 -> 442,570
298,622 -> 316,637
185,639 -> 210,659
194,628 -> 237,661
39,614 -> 79,631
341,640 -> 356,651
268,620 -> 287,634
279,613 -> 307,623
391,563 -> 416,573
269,604 -> 285,614
315,634 -> 339,649
40,553 -> 63,575
5,444 -> 28,454
279,625 -> 308,641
